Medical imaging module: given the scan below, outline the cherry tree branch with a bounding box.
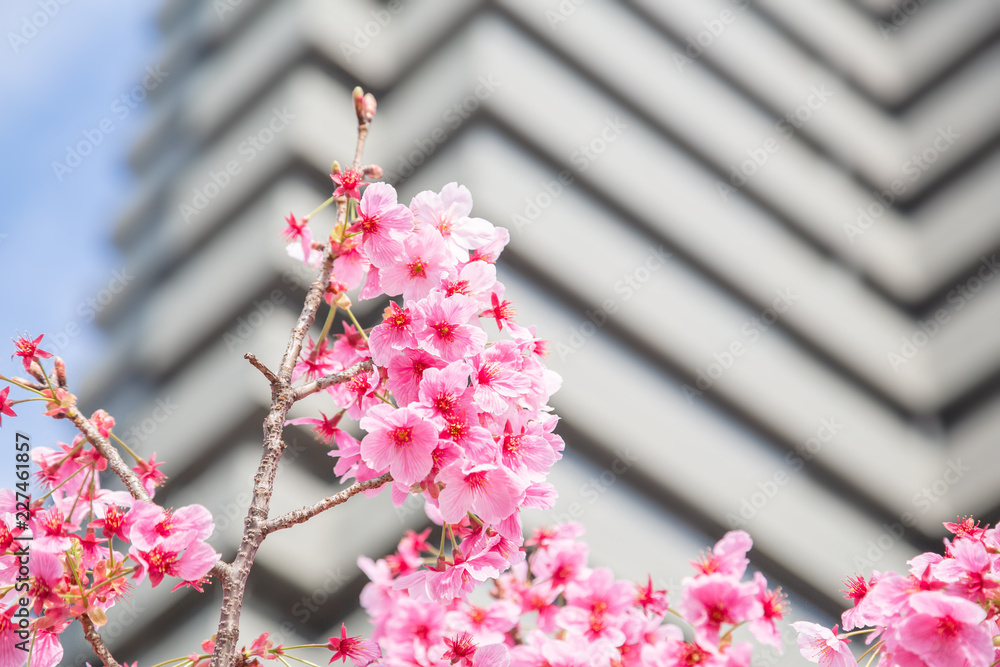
[263,472,392,535]
[66,407,149,502]
[292,359,373,401]
[79,613,120,667]
[210,108,372,667]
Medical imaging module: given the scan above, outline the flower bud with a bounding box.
[27,361,46,383]
[54,357,67,387]
[363,164,383,179]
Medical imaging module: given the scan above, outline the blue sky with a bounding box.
[0,1,161,491]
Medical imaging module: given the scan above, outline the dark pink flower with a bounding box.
[332,167,365,201]
[12,332,52,372]
[0,387,15,426]
[327,624,380,666]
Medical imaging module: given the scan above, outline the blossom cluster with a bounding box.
[793,517,1000,667]
[284,176,564,594]
[0,384,219,667]
[357,524,785,666]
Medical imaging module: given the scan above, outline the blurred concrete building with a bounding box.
[68,0,1000,664]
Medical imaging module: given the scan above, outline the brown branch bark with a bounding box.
[292,359,373,401]
[263,472,391,535]
[210,111,372,667]
[79,613,120,667]
[67,407,149,502]
[244,353,279,385]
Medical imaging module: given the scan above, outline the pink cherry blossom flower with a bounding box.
[471,342,531,414]
[379,228,451,302]
[691,530,752,578]
[441,260,497,302]
[281,212,312,260]
[128,500,213,551]
[332,166,365,201]
[133,453,166,496]
[417,361,473,420]
[439,406,497,464]
[368,301,422,367]
[840,572,879,631]
[12,332,52,372]
[557,568,633,645]
[286,411,344,445]
[386,348,446,406]
[410,183,495,262]
[359,404,438,486]
[437,460,521,525]
[933,538,1000,603]
[130,532,220,588]
[680,574,761,645]
[0,387,15,426]
[350,182,413,268]
[896,591,992,667]
[294,336,337,381]
[415,292,487,362]
[792,623,858,667]
[748,572,786,651]
[468,226,509,265]
[327,624,381,666]
[500,418,558,482]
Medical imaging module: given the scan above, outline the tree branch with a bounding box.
[244,353,279,385]
[211,108,372,667]
[80,613,120,667]
[292,359,373,401]
[263,473,392,535]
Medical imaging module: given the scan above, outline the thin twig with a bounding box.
[292,360,373,401]
[80,612,120,667]
[244,353,279,385]
[67,408,149,503]
[263,472,392,535]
